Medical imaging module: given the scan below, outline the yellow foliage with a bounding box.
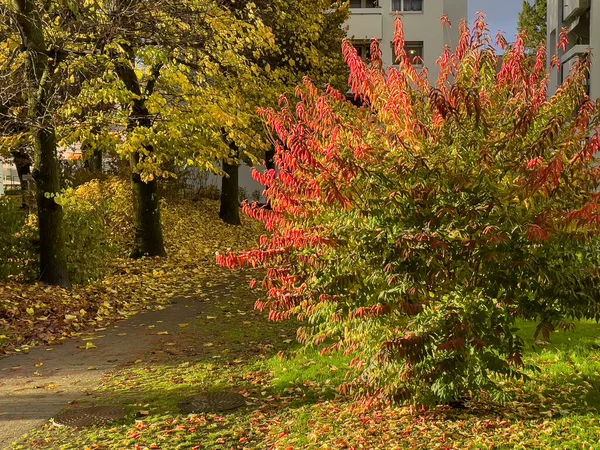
[0,179,262,352]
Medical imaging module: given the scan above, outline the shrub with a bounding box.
[0,178,132,284]
[218,15,600,406]
[0,198,36,280]
[57,178,133,282]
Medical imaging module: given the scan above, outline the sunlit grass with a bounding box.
[11,301,600,449]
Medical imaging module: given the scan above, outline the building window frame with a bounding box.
[391,0,423,13]
[392,40,424,66]
[353,40,379,62]
[350,0,379,8]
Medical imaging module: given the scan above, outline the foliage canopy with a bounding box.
[517,0,547,51]
[219,14,600,406]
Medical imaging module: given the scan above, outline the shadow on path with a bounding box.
[0,287,215,448]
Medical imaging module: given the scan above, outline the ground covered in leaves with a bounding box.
[11,276,600,449]
[0,187,262,354]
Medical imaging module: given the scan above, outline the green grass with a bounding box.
[11,293,600,449]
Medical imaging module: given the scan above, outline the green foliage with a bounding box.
[57,181,120,283]
[221,16,600,405]
[0,178,131,284]
[518,0,547,51]
[0,198,35,279]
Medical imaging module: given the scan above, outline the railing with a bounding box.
[1,175,21,189]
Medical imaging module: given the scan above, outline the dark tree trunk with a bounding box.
[265,147,275,172]
[35,129,71,287]
[219,154,241,225]
[115,58,166,258]
[13,0,71,288]
[130,151,166,257]
[82,135,103,173]
[264,147,276,210]
[11,149,32,207]
[90,149,103,172]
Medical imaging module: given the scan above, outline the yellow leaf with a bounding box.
[178,323,189,328]
[85,342,97,350]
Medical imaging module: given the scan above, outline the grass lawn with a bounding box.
[11,282,600,449]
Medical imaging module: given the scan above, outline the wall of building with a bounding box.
[347,0,468,84]
[0,162,20,196]
[547,0,600,100]
[443,0,468,49]
[201,164,266,202]
[590,1,600,99]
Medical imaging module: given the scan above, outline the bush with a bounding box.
[57,178,133,282]
[0,178,132,284]
[0,198,36,280]
[218,15,600,406]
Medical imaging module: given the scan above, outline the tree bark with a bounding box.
[130,151,166,257]
[82,132,103,173]
[12,0,71,288]
[114,59,166,258]
[89,148,102,172]
[219,149,241,225]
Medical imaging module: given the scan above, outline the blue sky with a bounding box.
[469,0,526,46]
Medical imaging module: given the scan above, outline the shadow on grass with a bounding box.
[10,289,600,449]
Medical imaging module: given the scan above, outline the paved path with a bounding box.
[0,294,209,449]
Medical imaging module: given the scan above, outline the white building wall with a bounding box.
[0,162,20,196]
[203,163,266,202]
[547,0,600,99]
[590,1,600,99]
[346,0,468,84]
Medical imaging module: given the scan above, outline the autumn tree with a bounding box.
[219,15,600,405]
[2,0,74,287]
[518,0,547,51]
[53,0,278,251]
[215,0,349,225]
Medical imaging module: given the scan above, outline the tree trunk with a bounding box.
[130,151,166,258]
[114,59,166,258]
[90,148,103,172]
[82,133,103,173]
[11,149,32,207]
[219,155,241,225]
[264,147,276,209]
[12,0,71,288]
[265,147,275,172]
[35,129,71,287]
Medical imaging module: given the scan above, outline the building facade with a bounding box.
[0,162,20,196]
[346,0,468,83]
[547,0,600,99]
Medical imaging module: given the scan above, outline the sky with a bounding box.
[469,0,526,48]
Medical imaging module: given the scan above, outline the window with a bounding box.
[350,0,378,8]
[393,41,423,64]
[392,0,423,12]
[353,42,373,61]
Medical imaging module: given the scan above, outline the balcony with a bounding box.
[347,9,383,40]
[561,44,591,64]
[563,0,590,24]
